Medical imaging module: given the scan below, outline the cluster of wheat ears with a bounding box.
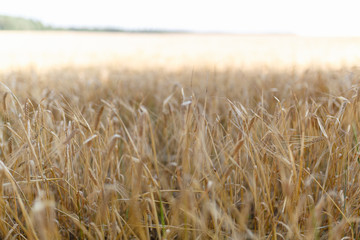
[0,66,359,239]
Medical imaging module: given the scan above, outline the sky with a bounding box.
[1,0,360,36]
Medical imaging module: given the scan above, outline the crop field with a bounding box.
[1,32,360,239]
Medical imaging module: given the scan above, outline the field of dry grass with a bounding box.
[1,32,360,239]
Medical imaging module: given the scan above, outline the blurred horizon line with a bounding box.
[2,14,360,37]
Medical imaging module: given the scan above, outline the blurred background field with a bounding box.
[1,32,360,72]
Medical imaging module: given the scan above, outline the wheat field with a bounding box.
[1,32,360,239]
